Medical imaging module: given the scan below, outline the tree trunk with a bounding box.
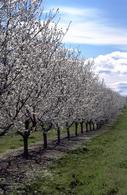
[95,123,97,130]
[67,127,70,140]
[96,123,99,129]
[23,135,29,159]
[75,122,78,136]
[86,122,88,132]
[43,132,48,149]
[90,121,94,131]
[89,122,92,131]
[17,120,30,159]
[80,122,83,134]
[57,127,61,145]
[92,122,95,130]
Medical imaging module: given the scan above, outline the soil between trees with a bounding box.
[0,128,108,194]
[0,109,127,194]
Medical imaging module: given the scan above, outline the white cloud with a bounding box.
[94,51,127,95]
[63,21,127,45]
[46,5,127,45]
[55,6,99,18]
[45,5,127,95]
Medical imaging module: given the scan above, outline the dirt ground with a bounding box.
[0,128,109,194]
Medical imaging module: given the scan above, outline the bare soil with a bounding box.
[0,128,109,194]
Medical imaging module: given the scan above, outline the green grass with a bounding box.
[18,107,127,195]
[0,124,76,154]
[0,131,42,153]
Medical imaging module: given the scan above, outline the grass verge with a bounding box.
[15,108,127,195]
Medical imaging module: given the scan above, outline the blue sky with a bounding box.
[44,0,127,95]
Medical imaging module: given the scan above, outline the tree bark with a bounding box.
[92,122,95,130]
[67,127,70,140]
[90,121,94,131]
[89,121,92,131]
[17,130,30,159]
[23,135,29,159]
[75,122,78,136]
[80,122,83,134]
[57,127,61,145]
[96,122,100,129]
[43,132,48,149]
[86,122,88,132]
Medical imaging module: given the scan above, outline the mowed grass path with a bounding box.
[22,107,127,195]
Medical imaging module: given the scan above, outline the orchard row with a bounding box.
[0,0,126,158]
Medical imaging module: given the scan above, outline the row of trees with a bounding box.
[0,0,126,158]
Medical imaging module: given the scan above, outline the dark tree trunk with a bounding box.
[43,132,48,149]
[95,122,97,130]
[80,122,83,134]
[96,123,98,129]
[98,123,100,129]
[57,127,61,145]
[99,122,101,129]
[18,130,30,159]
[86,122,88,132]
[66,122,70,140]
[75,122,78,136]
[17,120,30,159]
[90,121,94,131]
[96,122,100,129]
[67,127,70,140]
[23,135,29,159]
[92,122,95,130]
[89,122,92,131]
